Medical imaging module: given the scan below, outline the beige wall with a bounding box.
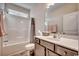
[77,4,79,10]
[49,3,79,17]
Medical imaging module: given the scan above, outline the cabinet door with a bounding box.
[46,49,58,56]
[35,43,45,56]
[63,12,78,35]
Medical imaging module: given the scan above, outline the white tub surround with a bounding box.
[3,41,29,56]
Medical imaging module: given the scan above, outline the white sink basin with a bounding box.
[44,36,60,41]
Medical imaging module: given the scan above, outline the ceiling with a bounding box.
[14,3,66,12]
[48,3,66,12]
[0,3,67,12]
[14,3,42,9]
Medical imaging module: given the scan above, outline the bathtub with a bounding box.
[2,41,29,56]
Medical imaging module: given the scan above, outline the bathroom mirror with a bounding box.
[44,3,79,36]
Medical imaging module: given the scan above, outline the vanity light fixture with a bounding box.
[46,3,54,8]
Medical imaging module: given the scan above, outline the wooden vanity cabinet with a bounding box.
[35,38,78,56]
[35,38,58,56]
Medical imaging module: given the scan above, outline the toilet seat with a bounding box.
[25,43,35,51]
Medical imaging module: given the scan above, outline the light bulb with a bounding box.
[46,3,54,8]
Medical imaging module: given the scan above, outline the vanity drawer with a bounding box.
[46,49,58,56]
[35,38,40,44]
[40,40,54,51]
[55,45,78,56]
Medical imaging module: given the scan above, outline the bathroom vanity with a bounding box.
[34,35,78,56]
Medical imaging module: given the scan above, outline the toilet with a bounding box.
[25,43,35,56]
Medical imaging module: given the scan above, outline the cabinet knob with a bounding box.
[64,51,67,55]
